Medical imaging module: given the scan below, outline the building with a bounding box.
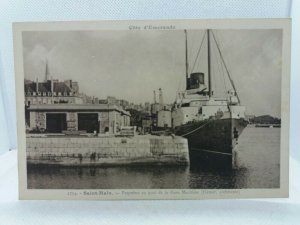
[27,103,130,134]
[144,102,151,113]
[24,69,130,134]
[151,88,172,129]
[25,79,83,106]
[157,109,172,128]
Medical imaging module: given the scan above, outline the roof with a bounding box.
[53,82,71,93]
[38,82,50,92]
[24,81,72,93]
[28,104,131,116]
[24,83,36,92]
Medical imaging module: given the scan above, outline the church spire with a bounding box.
[45,59,49,81]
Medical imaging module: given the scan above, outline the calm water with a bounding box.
[27,127,280,189]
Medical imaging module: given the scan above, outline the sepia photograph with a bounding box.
[14,19,290,199]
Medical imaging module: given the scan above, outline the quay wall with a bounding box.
[26,136,189,166]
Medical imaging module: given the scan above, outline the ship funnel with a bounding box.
[187,72,205,90]
[159,88,164,105]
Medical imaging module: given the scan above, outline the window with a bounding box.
[199,73,204,84]
[181,103,190,107]
[48,92,52,96]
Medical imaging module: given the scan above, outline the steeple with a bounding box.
[45,59,49,81]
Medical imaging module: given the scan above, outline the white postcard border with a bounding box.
[14,19,291,200]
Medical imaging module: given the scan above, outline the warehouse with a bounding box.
[27,103,130,134]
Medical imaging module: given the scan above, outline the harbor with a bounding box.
[24,29,251,169]
[25,71,191,167]
[26,135,189,166]
[22,28,282,189]
[27,126,280,189]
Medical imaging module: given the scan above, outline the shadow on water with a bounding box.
[27,163,250,189]
[188,165,249,189]
[27,127,280,189]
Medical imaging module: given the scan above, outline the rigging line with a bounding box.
[188,31,196,66]
[211,30,241,104]
[185,29,189,80]
[221,59,227,96]
[215,31,237,96]
[211,40,218,94]
[213,31,228,94]
[181,120,211,137]
[191,31,207,73]
[211,50,217,93]
[221,56,227,95]
[212,39,223,96]
[191,148,232,156]
[196,48,202,72]
[217,32,231,96]
[213,36,227,96]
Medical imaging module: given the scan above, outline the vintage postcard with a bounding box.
[14,19,290,200]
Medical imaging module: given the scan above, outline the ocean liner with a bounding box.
[172,30,247,169]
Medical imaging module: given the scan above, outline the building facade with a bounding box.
[25,79,82,106]
[28,104,130,134]
[25,77,130,134]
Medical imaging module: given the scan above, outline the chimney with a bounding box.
[159,88,164,105]
[51,76,53,93]
[153,90,157,104]
[36,78,39,93]
[51,76,54,103]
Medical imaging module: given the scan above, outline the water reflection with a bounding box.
[27,127,280,189]
[27,164,251,189]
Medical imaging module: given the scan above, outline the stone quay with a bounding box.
[26,135,189,166]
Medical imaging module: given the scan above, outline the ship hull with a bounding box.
[174,118,247,170]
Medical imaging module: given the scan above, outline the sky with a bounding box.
[22,29,282,117]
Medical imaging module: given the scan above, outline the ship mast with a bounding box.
[211,31,241,104]
[184,29,189,88]
[207,29,212,97]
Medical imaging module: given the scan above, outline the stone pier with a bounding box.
[26,135,189,166]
